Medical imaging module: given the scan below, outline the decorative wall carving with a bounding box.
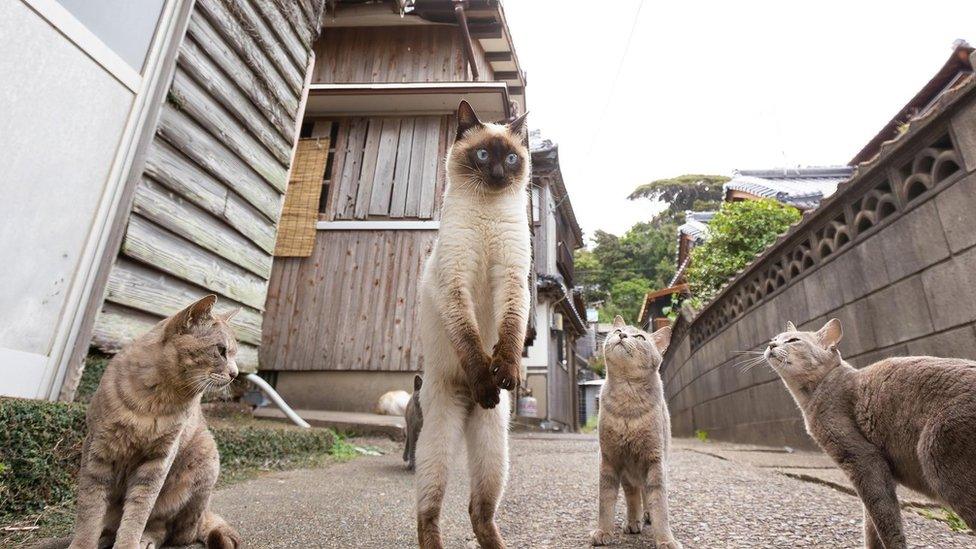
[689,127,963,349]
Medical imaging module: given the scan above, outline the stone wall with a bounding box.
[661,77,976,449]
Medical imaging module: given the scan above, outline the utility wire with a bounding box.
[585,0,646,160]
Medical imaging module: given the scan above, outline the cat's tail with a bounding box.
[200,510,242,549]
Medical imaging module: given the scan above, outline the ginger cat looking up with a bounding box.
[765,319,976,549]
[67,295,241,549]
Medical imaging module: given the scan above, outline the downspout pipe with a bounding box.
[246,373,311,428]
[453,0,479,81]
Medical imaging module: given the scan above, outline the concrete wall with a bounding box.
[662,80,976,449]
[274,370,417,413]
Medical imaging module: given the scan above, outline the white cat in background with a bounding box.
[375,390,411,416]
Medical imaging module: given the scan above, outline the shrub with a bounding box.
[686,199,801,304]
[0,398,87,518]
[0,398,337,523]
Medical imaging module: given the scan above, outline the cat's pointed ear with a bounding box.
[786,321,797,332]
[507,111,529,143]
[165,294,216,338]
[651,325,672,354]
[414,375,423,392]
[220,308,240,323]
[456,100,482,140]
[612,315,626,329]
[817,318,843,350]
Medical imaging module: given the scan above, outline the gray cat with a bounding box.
[590,316,681,548]
[403,374,423,470]
[765,319,976,549]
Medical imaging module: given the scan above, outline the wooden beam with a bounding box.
[508,86,524,96]
[470,24,503,39]
[493,71,520,81]
[485,51,512,62]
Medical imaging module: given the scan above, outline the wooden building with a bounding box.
[1,0,326,401]
[522,131,586,431]
[256,0,537,413]
[3,0,587,424]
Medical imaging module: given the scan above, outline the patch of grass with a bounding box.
[73,352,109,404]
[917,507,971,533]
[0,398,354,547]
[695,429,709,442]
[581,416,599,434]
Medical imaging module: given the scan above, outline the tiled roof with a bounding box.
[529,130,584,245]
[724,167,853,210]
[677,210,716,241]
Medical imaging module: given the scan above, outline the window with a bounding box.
[56,0,166,72]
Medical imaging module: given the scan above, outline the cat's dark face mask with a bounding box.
[452,100,530,192]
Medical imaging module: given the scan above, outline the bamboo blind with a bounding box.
[274,135,331,256]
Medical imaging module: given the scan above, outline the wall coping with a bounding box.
[668,74,976,358]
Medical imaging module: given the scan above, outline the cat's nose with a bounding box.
[227,361,239,379]
[491,164,504,179]
[768,340,778,348]
[619,333,628,339]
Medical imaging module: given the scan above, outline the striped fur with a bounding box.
[67,296,241,549]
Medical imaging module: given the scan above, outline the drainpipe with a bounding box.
[246,373,311,428]
[453,0,479,81]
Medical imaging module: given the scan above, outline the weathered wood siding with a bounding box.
[91,0,326,373]
[261,230,436,372]
[322,115,453,220]
[312,26,489,83]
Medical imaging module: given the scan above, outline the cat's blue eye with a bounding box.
[505,153,518,165]
[476,149,489,161]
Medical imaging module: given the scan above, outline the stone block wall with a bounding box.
[662,78,976,449]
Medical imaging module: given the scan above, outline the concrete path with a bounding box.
[210,434,972,548]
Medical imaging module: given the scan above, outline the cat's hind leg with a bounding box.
[918,404,976,531]
[622,476,643,534]
[416,384,467,549]
[465,391,510,549]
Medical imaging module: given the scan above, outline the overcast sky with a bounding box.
[504,0,976,239]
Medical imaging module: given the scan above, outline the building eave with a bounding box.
[305,82,512,119]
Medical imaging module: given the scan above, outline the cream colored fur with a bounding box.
[376,390,411,416]
[414,109,531,549]
[590,316,681,549]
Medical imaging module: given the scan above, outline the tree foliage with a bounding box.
[627,174,729,213]
[685,199,801,304]
[576,174,731,325]
[575,222,676,324]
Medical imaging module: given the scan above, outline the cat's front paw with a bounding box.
[655,537,682,549]
[623,521,642,534]
[589,529,615,546]
[489,350,520,391]
[468,371,501,409]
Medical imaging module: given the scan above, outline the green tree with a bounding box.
[576,222,676,324]
[603,278,653,322]
[686,199,801,304]
[628,174,729,214]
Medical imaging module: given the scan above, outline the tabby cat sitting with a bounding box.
[67,295,241,549]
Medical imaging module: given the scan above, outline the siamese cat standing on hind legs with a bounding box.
[415,100,531,549]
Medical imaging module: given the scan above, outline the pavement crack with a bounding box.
[682,448,729,461]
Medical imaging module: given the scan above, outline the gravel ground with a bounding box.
[209,434,972,548]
